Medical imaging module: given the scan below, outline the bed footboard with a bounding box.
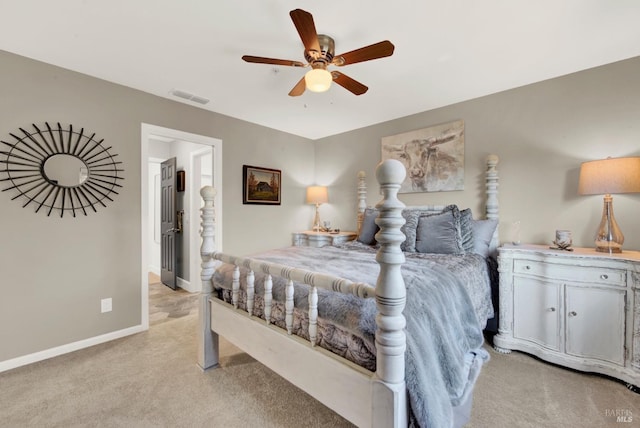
[371,160,408,428]
[198,160,411,427]
[207,252,376,345]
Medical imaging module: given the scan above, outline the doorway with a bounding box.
[140,124,222,330]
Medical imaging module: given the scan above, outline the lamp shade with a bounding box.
[304,69,332,93]
[306,186,328,204]
[578,157,640,195]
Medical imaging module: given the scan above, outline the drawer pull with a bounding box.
[600,274,608,280]
[525,265,531,270]
[569,311,577,317]
[547,307,556,312]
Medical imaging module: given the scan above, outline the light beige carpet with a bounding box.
[1,312,350,427]
[469,342,639,427]
[1,304,638,427]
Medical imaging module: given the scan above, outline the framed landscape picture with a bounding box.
[242,165,281,205]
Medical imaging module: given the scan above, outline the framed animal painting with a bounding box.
[381,120,464,193]
[242,165,281,205]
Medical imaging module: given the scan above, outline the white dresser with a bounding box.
[494,244,640,389]
[291,230,357,248]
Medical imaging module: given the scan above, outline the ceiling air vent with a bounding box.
[169,89,210,105]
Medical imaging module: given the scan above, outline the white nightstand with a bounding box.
[292,230,357,248]
[494,244,640,390]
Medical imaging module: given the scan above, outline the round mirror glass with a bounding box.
[43,154,89,187]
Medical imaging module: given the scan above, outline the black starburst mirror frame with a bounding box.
[0,122,124,217]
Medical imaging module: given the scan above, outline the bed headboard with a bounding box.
[485,154,500,255]
[356,170,367,234]
[356,154,500,255]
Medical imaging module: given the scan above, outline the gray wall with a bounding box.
[1,48,639,366]
[315,56,640,251]
[0,50,314,362]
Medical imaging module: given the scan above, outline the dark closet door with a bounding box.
[160,157,177,290]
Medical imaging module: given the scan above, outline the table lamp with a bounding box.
[306,186,328,232]
[578,156,640,253]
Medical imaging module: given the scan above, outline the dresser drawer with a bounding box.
[513,259,626,286]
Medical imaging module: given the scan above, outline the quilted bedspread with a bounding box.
[212,242,494,427]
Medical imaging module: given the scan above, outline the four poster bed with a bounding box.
[198,156,500,427]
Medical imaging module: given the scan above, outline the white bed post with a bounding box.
[198,185,219,370]
[485,154,500,253]
[357,170,367,233]
[372,159,408,428]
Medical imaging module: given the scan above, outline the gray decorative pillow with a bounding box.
[357,208,379,245]
[471,218,499,258]
[357,207,420,249]
[459,208,475,253]
[415,206,465,254]
[400,209,421,252]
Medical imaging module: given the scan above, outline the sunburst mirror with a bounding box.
[0,122,124,217]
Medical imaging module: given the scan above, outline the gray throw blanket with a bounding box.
[402,255,490,427]
[212,242,493,428]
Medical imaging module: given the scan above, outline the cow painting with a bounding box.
[381,120,464,193]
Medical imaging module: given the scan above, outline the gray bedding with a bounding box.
[211,241,494,427]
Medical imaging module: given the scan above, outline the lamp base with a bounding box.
[595,244,622,254]
[312,203,321,232]
[593,194,624,253]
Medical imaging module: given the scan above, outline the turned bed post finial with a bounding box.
[198,185,219,369]
[200,185,217,295]
[357,170,367,233]
[485,154,500,252]
[485,155,499,220]
[373,159,407,427]
[374,160,407,383]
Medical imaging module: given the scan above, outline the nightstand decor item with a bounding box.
[306,185,328,232]
[510,220,521,245]
[550,229,573,251]
[578,156,640,253]
[0,122,123,217]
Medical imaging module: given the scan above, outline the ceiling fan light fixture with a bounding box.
[305,68,332,93]
[242,9,393,96]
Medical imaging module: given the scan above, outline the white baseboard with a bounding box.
[148,265,160,276]
[148,273,198,293]
[0,324,145,373]
[177,277,200,293]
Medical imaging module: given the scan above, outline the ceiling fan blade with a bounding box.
[242,55,305,67]
[331,71,368,95]
[288,77,307,97]
[332,40,395,66]
[289,9,321,59]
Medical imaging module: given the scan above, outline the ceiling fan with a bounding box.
[242,9,395,96]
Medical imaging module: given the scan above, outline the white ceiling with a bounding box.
[2,1,640,140]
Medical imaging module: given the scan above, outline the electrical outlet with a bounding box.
[101,298,112,313]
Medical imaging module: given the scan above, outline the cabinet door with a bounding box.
[565,285,625,365]
[513,276,561,351]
